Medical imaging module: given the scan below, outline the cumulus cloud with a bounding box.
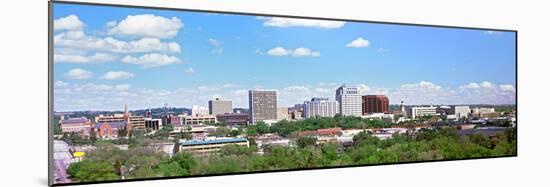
[101,71,134,80]
[54,15,84,31]
[64,68,93,80]
[401,81,442,90]
[267,47,290,56]
[499,84,515,92]
[292,47,320,57]
[460,82,480,89]
[54,53,117,64]
[480,81,494,88]
[54,80,69,87]
[54,32,181,54]
[54,80,517,112]
[346,37,370,48]
[258,17,345,29]
[107,14,183,38]
[266,47,320,57]
[122,53,182,68]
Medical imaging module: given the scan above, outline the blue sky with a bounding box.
[53,3,516,111]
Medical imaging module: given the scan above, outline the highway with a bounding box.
[53,140,73,184]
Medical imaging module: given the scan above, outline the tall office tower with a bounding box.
[362,95,390,115]
[248,90,278,124]
[335,84,362,116]
[208,98,233,115]
[303,98,340,118]
[191,106,209,116]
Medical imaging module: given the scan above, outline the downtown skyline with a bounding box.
[53,3,516,111]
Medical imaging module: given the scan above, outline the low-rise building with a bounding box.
[361,113,394,123]
[94,121,126,139]
[216,113,249,126]
[179,137,249,155]
[180,114,216,125]
[406,106,438,119]
[145,118,163,130]
[60,117,92,136]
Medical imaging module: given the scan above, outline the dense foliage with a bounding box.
[250,115,392,137]
[66,127,516,182]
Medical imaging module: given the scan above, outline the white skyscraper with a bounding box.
[304,98,340,118]
[335,84,362,116]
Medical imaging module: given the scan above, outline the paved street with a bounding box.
[53,140,73,184]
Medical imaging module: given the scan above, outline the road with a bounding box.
[53,140,73,184]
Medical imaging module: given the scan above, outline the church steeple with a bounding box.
[124,104,129,116]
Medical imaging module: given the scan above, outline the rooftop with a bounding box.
[180,138,248,146]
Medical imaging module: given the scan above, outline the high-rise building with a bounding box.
[303,98,340,118]
[248,90,278,124]
[191,106,209,116]
[208,98,233,115]
[362,95,389,115]
[335,84,362,116]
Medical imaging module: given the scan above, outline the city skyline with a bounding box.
[53,3,516,111]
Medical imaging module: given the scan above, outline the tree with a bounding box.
[170,152,197,174]
[118,128,127,138]
[296,136,317,148]
[256,121,270,135]
[89,130,98,144]
[246,126,258,136]
[67,160,119,182]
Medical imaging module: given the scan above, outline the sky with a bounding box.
[53,3,516,111]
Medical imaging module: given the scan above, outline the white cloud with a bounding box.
[284,86,310,92]
[122,53,182,68]
[267,47,290,56]
[64,68,93,80]
[357,84,370,93]
[346,37,370,48]
[54,15,84,31]
[54,80,517,112]
[267,47,320,57]
[54,32,181,54]
[499,84,515,92]
[480,81,494,88]
[292,47,320,57]
[208,39,223,54]
[258,17,345,29]
[460,82,481,89]
[54,53,117,64]
[184,67,195,74]
[108,14,183,39]
[401,81,442,90]
[54,80,69,87]
[484,30,501,35]
[460,81,498,90]
[208,38,222,47]
[101,71,134,80]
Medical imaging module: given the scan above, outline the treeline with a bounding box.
[67,127,516,182]
[247,114,391,137]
